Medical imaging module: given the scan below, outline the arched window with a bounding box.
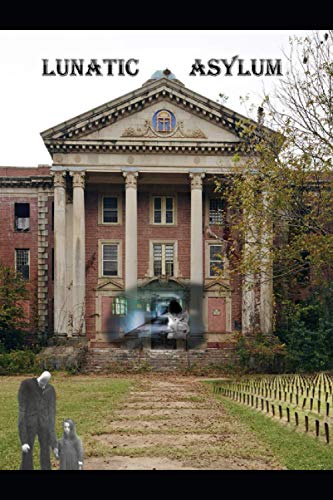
[152,110,176,133]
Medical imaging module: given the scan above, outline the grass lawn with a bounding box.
[212,390,333,470]
[0,374,134,470]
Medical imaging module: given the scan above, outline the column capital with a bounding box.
[123,171,138,189]
[52,171,66,188]
[189,172,205,190]
[70,170,85,189]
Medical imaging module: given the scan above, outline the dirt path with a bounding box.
[84,377,283,470]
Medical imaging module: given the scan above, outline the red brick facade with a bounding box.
[0,167,243,347]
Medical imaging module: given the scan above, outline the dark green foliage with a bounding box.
[0,264,29,351]
[235,332,287,373]
[0,350,38,375]
[276,284,333,372]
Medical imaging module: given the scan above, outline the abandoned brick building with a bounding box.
[0,70,273,363]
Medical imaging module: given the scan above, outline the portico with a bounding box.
[43,69,273,350]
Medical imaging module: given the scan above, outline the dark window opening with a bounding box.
[103,197,118,223]
[15,203,30,231]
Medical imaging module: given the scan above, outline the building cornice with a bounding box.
[0,176,53,188]
[45,140,242,155]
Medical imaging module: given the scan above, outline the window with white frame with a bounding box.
[209,198,224,225]
[103,197,119,224]
[153,196,174,224]
[15,249,30,280]
[112,296,127,315]
[153,243,174,276]
[102,243,119,276]
[209,244,223,277]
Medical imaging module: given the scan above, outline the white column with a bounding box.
[189,172,205,335]
[242,211,256,334]
[260,190,273,334]
[70,171,86,336]
[242,275,255,334]
[52,171,67,337]
[123,171,138,295]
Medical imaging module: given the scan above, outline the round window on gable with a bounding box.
[152,110,176,133]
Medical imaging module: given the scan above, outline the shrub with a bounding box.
[0,350,38,375]
[276,284,333,372]
[235,332,287,374]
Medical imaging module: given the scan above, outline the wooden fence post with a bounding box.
[287,407,290,422]
[315,419,320,437]
[324,423,329,444]
[305,415,309,432]
[279,405,282,419]
[295,412,299,426]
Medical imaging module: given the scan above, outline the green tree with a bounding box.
[0,264,29,351]
[214,31,333,370]
[215,30,333,304]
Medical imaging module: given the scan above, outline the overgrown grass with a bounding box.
[0,374,134,470]
[213,392,333,470]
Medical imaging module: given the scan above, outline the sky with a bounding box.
[0,29,315,167]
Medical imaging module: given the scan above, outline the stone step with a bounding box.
[83,346,237,373]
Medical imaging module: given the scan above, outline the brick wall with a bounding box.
[0,194,39,326]
[0,170,243,343]
[85,187,125,340]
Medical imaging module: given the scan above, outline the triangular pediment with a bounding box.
[40,78,258,157]
[204,279,231,292]
[96,279,124,291]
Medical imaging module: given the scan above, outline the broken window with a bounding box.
[15,203,30,231]
[209,198,224,225]
[153,243,174,276]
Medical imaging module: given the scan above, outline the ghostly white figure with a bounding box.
[166,311,190,340]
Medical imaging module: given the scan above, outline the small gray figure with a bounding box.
[57,419,84,470]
